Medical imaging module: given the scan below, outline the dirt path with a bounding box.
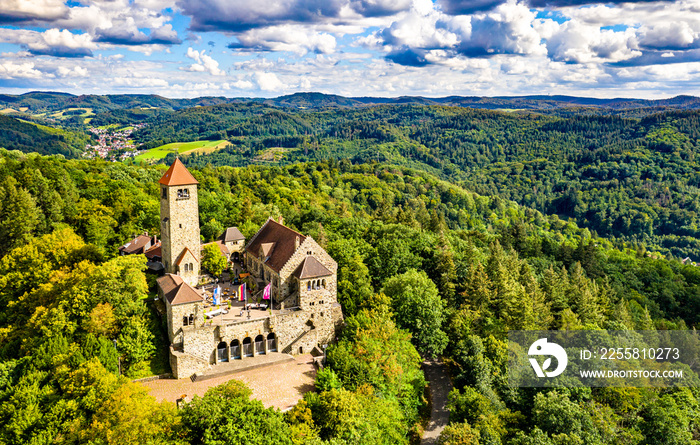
[422,359,452,445]
[141,354,316,410]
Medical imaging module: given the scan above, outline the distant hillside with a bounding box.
[0,92,251,114]
[3,91,700,115]
[0,115,86,157]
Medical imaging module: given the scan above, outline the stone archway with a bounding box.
[242,337,253,357]
[267,333,277,352]
[217,341,228,362]
[255,334,265,355]
[230,339,241,359]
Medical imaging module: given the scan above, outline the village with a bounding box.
[84,123,147,161]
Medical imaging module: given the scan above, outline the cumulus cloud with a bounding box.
[57,65,88,77]
[180,0,345,32]
[0,28,97,58]
[182,47,225,75]
[0,60,43,78]
[179,0,412,33]
[0,0,68,24]
[638,22,700,50]
[228,25,336,55]
[255,72,286,91]
[94,24,181,46]
[459,1,545,56]
[537,19,641,63]
[437,0,677,15]
[372,0,544,65]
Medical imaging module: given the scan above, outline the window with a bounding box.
[179,223,182,228]
[322,279,326,288]
[307,282,311,291]
[188,262,193,272]
[161,188,167,199]
[177,188,190,199]
[183,316,188,326]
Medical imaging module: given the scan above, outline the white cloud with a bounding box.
[232,25,336,55]
[0,60,43,78]
[538,19,641,63]
[182,47,225,75]
[57,65,88,77]
[0,28,97,57]
[0,0,68,23]
[255,72,286,91]
[232,79,255,89]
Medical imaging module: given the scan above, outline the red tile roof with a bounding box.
[293,256,332,279]
[119,233,152,254]
[158,158,199,186]
[157,274,204,305]
[245,218,305,273]
[144,242,161,260]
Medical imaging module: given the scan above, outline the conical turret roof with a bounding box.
[158,158,199,186]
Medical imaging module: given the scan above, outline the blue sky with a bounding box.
[0,0,698,98]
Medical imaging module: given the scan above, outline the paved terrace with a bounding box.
[141,354,317,410]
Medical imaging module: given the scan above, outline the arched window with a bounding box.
[322,279,326,288]
[189,262,193,272]
[307,281,311,291]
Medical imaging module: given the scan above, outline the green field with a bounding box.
[134,140,230,161]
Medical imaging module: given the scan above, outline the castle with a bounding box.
[154,159,343,379]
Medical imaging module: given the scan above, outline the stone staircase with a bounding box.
[282,324,315,354]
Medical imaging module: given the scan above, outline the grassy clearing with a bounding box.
[134,140,230,161]
[253,147,288,162]
[48,107,95,120]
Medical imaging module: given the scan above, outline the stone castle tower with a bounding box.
[159,158,200,286]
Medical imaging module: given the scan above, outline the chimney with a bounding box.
[277,215,284,225]
[295,236,300,250]
[144,231,148,236]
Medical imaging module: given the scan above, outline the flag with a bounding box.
[213,285,220,306]
[239,283,246,301]
[263,283,271,300]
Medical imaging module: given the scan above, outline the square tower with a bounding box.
[159,159,201,286]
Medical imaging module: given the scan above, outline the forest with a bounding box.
[0,149,699,444]
[4,97,700,259]
[137,103,700,260]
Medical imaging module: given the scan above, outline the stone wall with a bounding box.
[170,345,211,378]
[166,300,204,343]
[170,308,335,378]
[160,184,200,277]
